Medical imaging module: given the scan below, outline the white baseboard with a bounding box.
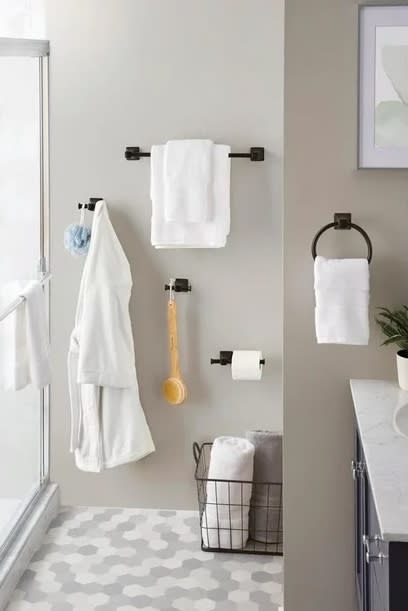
[0,483,59,611]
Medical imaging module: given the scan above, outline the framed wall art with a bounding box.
[359,5,408,168]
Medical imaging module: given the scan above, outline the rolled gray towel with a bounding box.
[246,430,283,544]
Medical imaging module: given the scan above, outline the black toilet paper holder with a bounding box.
[210,351,265,366]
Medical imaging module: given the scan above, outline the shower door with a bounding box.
[0,38,49,556]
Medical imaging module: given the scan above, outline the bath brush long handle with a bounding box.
[168,299,181,379]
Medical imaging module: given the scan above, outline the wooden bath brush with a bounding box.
[163,296,187,405]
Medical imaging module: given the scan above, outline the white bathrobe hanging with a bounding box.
[68,200,155,472]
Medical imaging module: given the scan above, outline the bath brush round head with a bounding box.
[163,376,187,405]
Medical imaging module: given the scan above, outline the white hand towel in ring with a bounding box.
[314,256,370,345]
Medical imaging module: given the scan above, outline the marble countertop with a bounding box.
[350,379,408,542]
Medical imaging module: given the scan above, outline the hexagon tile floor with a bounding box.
[6,506,283,611]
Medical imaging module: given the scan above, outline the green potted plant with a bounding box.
[376,306,408,391]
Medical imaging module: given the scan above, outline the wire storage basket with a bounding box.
[193,442,283,556]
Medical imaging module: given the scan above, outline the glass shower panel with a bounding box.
[0,55,42,549]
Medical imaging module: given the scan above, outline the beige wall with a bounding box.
[284,1,408,610]
[47,0,284,508]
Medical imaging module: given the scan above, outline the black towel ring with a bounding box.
[311,213,373,263]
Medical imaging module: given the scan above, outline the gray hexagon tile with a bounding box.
[6,506,283,610]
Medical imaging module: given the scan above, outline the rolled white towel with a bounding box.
[201,436,254,549]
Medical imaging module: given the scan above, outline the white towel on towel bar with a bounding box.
[164,139,214,223]
[314,256,370,345]
[201,436,254,549]
[0,280,50,390]
[150,144,231,248]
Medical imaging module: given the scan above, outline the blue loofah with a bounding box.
[64,223,91,256]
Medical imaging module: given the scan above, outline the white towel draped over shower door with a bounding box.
[0,279,50,391]
[68,200,155,472]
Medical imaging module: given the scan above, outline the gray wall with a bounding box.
[46,0,284,508]
[284,1,408,610]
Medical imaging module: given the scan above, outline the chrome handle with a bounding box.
[363,534,381,548]
[363,534,388,564]
[352,460,366,480]
[366,551,388,565]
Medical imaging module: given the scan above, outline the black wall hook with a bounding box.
[164,278,192,292]
[211,351,265,366]
[78,197,103,211]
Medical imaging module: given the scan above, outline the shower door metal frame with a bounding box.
[0,37,50,561]
[39,49,50,486]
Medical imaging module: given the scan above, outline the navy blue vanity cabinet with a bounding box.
[354,430,367,610]
[366,476,389,611]
[354,429,408,611]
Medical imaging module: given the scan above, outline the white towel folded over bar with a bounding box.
[164,139,214,223]
[151,144,231,248]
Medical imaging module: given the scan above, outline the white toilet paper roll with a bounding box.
[231,350,263,381]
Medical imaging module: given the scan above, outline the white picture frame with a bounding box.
[359,5,408,168]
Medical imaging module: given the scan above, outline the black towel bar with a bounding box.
[125,146,265,162]
[311,213,373,263]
